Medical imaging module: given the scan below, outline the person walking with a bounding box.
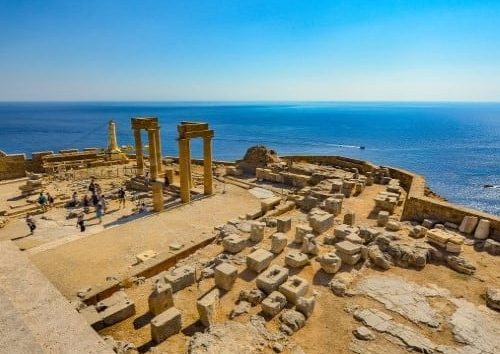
[88,178,96,195]
[95,201,104,224]
[26,214,36,235]
[76,212,85,232]
[164,174,170,189]
[46,192,54,208]
[118,187,126,208]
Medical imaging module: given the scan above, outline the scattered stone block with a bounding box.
[222,234,246,254]
[301,195,319,211]
[318,253,342,274]
[474,219,490,240]
[270,233,288,254]
[163,266,196,293]
[377,211,390,227]
[301,234,319,255]
[294,224,312,244]
[309,211,334,233]
[257,265,289,294]
[385,220,401,231]
[485,287,500,311]
[151,307,182,343]
[229,300,250,319]
[97,291,136,326]
[261,197,281,213]
[446,236,464,253]
[337,251,362,266]
[276,216,292,233]
[444,222,459,230]
[422,218,437,229]
[334,224,355,240]
[135,250,158,264]
[280,310,306,334]
[335,240,361,255]
[239,288,265,306]
[197,288,220,327]
[459,215,479,234]
[296,296,316,318]
[409,225,427,239]
[214,263,238,291]
[285,251,309,268]
[426,228,452,248]
[329,279,347,296]
[343,211,356,226]
[246,249,274,273]
[484,239,500,256]
[446,255,476,275]
[261,291,287,317]
[148,281,174,316]
[250,221,266,242]
[279,276,309,305]
[346,233,364,244]
[353,326,375,340]
[324,197,342,215]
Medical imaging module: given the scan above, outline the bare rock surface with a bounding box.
[356,276,448,327]
[448,298,500,354]
[187,315,302,354]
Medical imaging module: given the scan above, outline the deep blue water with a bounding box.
[0,102,499,215]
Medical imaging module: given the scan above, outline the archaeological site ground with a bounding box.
[0,117,499,354]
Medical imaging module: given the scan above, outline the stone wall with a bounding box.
[387,166,500,239]
[282,155,378,174]
[0,151,26,180]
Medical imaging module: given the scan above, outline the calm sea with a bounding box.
[0,102,499,215]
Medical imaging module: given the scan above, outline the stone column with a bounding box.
[155,128,163,175]
[148,129,158,180]
[107,120,120,153]
[152,181,164,212]
[134,128,144,176]
[203,137,213,195]
[186,139,192,189]
[178,138,191,203]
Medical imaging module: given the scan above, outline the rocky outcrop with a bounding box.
[237,145,281,173]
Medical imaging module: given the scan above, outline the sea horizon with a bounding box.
[0,101,499,215]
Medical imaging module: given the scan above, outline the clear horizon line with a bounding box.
[1,99,500,104]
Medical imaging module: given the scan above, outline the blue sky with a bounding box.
[0,0,499,101]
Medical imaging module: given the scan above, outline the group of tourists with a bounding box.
[37,191,54,212]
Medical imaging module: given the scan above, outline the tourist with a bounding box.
[82,195,90,213]
[46,192,54,208]
[95,201,104,224]
[91,193,99,206]
[145,171,150,184]
[76,212,85,232]
[138,202,147,213]
[37,192,48,212]
[95,183,102,195]
[164,174,170,188]
[25,214,36,235]
[69,192,78,208]
[99,195,107,212]
[88,178,96,195]
[118,187,126,208]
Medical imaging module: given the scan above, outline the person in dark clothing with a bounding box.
[26,214,36,235]
[91,193,99,206]
[118,187,126,208]
[164,175,170,188]
[88,178,96,194]
[76,212,85,232]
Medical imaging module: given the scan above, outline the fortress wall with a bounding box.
[387,166,500,239]
[25,151,54,173]
[282,155,378,173]
[0,152,26,180]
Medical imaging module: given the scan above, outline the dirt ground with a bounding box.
[98,179,499,354]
